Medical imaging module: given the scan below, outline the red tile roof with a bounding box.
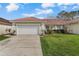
[0,18,12,25]
[46,20,66,25]
[13,17,79,25]
[15,17,41,22]
[66,20,79,25]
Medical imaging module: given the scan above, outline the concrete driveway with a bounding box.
[0,35,42,56]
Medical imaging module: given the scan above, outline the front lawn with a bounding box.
[0,35,9,41]
[40,33,79,56]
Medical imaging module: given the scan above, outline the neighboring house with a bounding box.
[45,19,66,33]
[11,17,79,35]
[65,20,79,34]
[0,18,12,35]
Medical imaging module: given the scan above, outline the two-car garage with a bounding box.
[11,17,46,35]
[16,24,40,35]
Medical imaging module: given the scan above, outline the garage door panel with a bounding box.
[17,28,38,34]
[16,25,39,35]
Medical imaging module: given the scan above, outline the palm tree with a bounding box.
[57,10,66,19]
[57,11,71,20]
[74,10,79,18]
[57,10,78,20]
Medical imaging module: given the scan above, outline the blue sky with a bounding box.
[0,3,79,20]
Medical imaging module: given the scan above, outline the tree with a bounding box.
[57,10,79,20]
[57,10,66,19]
[57,11,71,20]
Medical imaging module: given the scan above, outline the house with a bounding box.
[0,18,12,35]
[11,17,46,35]
[11,17,79,35]
[11,17,67,35]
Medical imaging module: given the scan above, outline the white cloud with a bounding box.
[22,13,44,19]
[57,3,75,7]
[62,3,71,5]
[35,8,53,14]
[58,3,79,11]
[6,3,19,12]
[56,3,63,6]
[72,5,79,10]
[22,8,53,17]
[61,5,68,10]
[41,3,71,9]
[37,17,44,19]
[76,4,79,5]
[72,6,77,9]
[57,3,72,6]
[22,13,36,17]
[57,3,71,10]
[41,3,55,8]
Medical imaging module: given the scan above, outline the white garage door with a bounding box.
[16,25,39,35]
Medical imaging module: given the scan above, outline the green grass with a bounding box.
[0,35,9,41]
[40,33,79,56]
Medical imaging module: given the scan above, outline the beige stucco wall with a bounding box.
[66,23,79,34]
[0,25,12,35]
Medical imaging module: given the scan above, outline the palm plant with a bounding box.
[57,10,79,20]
